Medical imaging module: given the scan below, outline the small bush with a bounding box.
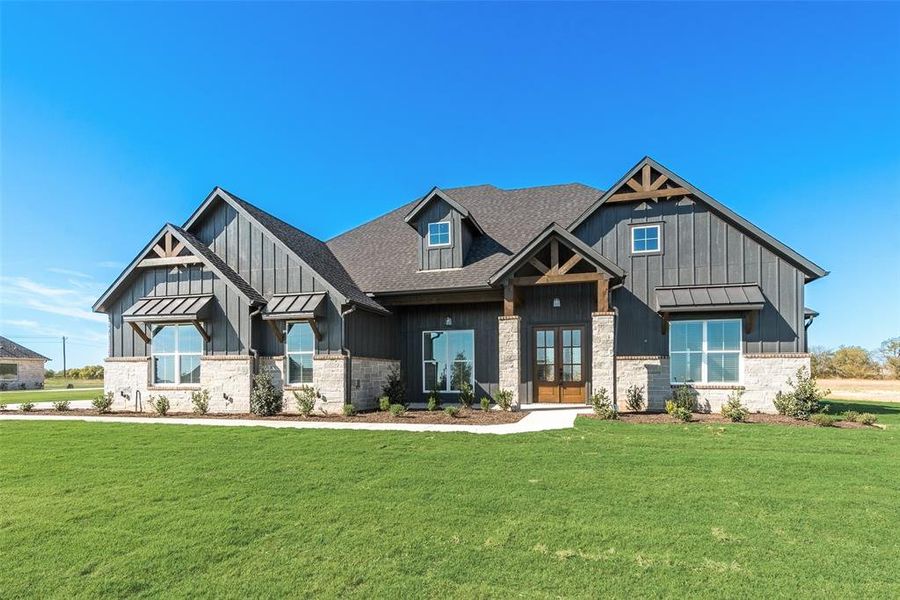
[342,404,357,417]
[591,388,617,420]
[20,400,35,412]
[19,383,26,390]
[149,395,170,416]
[382,365,406,407]
[426,393,440,412]
[810,413,837,427]
[191,389,210,415]
[843,410,860,423]
[0,382,7,391]
[720,389,749,422]
[250,370,283,416]
[480,397,491,412]
[859,413,878,426]
[52,399,71,412]
[773,367,829,420]
[667,385,697,412]
[389,403,407,417]
[292,386,320,417]
[92,392,114,414]
[458,382,475,409]
[444,406,461,418]
[494,389,514,411]
[625,385,645,412]
[0,403,7,411]
[378,396,391,412]
[665,400,692,422]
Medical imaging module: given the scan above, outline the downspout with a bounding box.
[609,280,625,411]
[249,305,263,374]
[340,304,358,406]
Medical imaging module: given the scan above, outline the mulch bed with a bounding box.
[2,408,526,425]
[582,411,874,428]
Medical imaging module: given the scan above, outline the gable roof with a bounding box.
[568,157,829,281]
[93,223,265,312]
[183,188,387,314]
[404,187,485,235]
[328,183,603,294]
[0,336,49,361]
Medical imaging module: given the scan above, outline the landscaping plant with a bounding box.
[625,385,645,412]
[293,386,320,417]
[426,391,440,411]
[591,388,616,420]
[843,410,860,422]
[250,370,283,416]
[389,403,407,418]
[0,403,7,411]
[381,365,406,406]
[480,397,491,412]
[667,385,697,412]
[342,404,357,417]
[493,389,513,411]
[149,395,170,416]
[444,406,460,418]
[774,367,829,420]
[378,396,391,412]
[52,399,71,412]
[458,381,475,409]
[92,392,114,414]
[859,413,878,425]
[665,400,692,422]
[19,400,35,412]
[721,389,749,422]
[810,413,837,427]
[191,389,210,415]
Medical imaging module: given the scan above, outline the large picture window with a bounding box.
[152,324,203,385]
[0,363,18,381]
[669,319,741,384]
[286,321,315,385]
[422,330,474,392]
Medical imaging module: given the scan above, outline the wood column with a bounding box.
[596,277,609,313]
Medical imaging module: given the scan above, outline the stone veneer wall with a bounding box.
[614,354,811,413]
[0,359,45,389]
[311,354,348,414]
[348,356,400,411]
[498,316,522,407]
[590,312,615,403]
[104,356,253,413]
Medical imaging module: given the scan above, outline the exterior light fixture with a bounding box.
[444,316,453,327]
[552,298,561,308]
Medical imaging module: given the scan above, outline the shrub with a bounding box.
[378,396,391,412]
[773,367,829,420]
[444,406,461,418]
[859,413,878,426]
[0,403,6,411]
[92,392,114,414]
[342,404,357,417]
[591,388,616,419]
[480,397,491,412]
[458,381,475,409]
[52,399,71,412]
[667,385,697,412]
[250,370,283,416]
[720,389,749,422]
[0,382,6,391]
[843,410,860,423]
[810,413,837,427]
[191,389,210,415]
[18,383,26,390]
[665,400,692,422]
[382,365,406,406]
[426,392,440,412]
[625,385,645,412]
[292,386,320,417]
[148,395,170,416]
[389,403,407,417]
[494,389,514,411]
[19,400,35,412]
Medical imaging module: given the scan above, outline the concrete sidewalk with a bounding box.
[0,407,593,435]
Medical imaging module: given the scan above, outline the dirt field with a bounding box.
[818,378,900,402]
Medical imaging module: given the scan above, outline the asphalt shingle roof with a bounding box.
[327,183,604,294]
[0,336,49,361]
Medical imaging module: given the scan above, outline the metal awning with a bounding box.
[261,292,327,321]
[123,295,214,323]
[656,284,765,313]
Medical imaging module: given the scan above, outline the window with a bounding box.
[669,319,741,384]
[0,363,18,381]
[427,222,451,247]
[631,224,660,254]
[151,324,203,385]
[422,330,474,392]
[286,321,315,385]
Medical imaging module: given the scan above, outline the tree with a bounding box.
[809,346,835,378]
[830,346,879,379]
[879,337,900,379]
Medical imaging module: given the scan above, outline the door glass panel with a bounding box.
[561,328,583,382]
[536,329,555,382]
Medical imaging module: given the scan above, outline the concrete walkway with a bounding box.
[0,406,593,435]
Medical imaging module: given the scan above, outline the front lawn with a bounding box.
[0,388,100,404]
[1,404,898,598]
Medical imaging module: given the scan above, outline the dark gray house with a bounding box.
[95,157,826,413]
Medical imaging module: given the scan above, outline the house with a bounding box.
[94,157,827,414]
[0,336,50,390]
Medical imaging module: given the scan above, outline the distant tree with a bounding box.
[831,346,879,379]
[809,346,835,378]
[879,337,900,379]
[45,368,56,378]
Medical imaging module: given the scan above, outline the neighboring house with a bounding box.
[94,157,826,414]
[0,336,49,390]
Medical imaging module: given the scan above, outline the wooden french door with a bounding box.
[534,325,586,403]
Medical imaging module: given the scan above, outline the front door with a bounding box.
[534,325,586,403]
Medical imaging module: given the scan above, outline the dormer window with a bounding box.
[428,222,451,247]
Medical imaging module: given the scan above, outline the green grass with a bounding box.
[43,378,104,390]
[822,398,900,426]
[0,388,99,404]
[1,404,898,598]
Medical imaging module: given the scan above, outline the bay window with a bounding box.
[423,330,474,392]
[152,324,203,385]
[669,319,741,384]
[286,321,315,385]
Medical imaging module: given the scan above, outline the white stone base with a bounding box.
[590,312,615,403]
[498,316,522,407]
[349,356,400,411]
[0,359,45,390]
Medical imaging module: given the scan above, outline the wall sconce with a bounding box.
[552,298,561,308]
[444,316,453,327]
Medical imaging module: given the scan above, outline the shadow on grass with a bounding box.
[822,399,900,418]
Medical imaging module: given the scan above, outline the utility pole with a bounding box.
[62,336,67,379]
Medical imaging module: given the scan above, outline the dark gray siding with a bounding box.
[573,198,806,354]
[414,198,472,271]
[345,309,398,359]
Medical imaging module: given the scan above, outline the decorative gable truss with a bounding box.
[139,231,203,267]
[604,161,690,204]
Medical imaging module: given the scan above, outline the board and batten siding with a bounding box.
[573,197,806,355]
[414,199,473,271]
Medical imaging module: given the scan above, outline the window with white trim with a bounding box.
[427,222,451,247]
[631,224,660,253]
[422,330,474,392]
[669,319,741,384]
[152,324,202,385]
[286,322,315,385]
[0,363,18,381]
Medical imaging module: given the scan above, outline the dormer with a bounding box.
[404,187,484,271]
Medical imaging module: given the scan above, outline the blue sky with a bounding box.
[1,2,898,369]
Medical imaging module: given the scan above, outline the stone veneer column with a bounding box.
[312,354,348,414]
[591,312,615,404]
[498,315,522,407]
